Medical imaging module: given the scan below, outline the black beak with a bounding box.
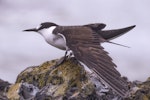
[23,28,38,32]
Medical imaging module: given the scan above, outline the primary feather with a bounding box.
[54,26,128,97]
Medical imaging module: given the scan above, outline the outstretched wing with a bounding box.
[59,27,128,97]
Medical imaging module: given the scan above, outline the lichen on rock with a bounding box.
[4,57,150,100]
[16,57,87,89]
[7,83,20,100]
[127,77,150,100]
[13,57,98,99]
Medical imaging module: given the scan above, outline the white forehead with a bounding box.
[48,26,56,32]
[36,24,42,29]
[38,26,56,35]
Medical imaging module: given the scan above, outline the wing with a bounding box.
[98,25,136,40]
[59,27,128,97]
[84,23,106,31]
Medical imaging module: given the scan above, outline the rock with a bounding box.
[18,82,39,99]
[126,77,150,100]
[8,57,121,100]
[0,79,11,100]
[5,57,150,100]
[13,57,100,99]
[7,83,21,100]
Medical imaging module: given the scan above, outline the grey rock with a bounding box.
[0,79,10,100]
[19,82,39,100]
[4,57,150,100]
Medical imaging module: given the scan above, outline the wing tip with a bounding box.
[99,25,136,40]
[127,25,136,30]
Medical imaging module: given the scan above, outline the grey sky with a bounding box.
[0,0,150,83]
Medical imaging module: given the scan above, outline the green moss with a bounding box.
[16,60,56,88]
[14,57,95,98]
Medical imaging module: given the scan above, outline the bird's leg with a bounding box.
[51,51,68,70]
[66,51,73,60]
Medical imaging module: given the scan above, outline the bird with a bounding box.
[23,22,135,97]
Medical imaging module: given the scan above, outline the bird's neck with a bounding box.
[38,26,67,50]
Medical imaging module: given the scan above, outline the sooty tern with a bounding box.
[24,22,135,97]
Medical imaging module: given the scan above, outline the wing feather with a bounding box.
[59,27,128,97]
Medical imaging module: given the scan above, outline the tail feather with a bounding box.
[106,41,130,48]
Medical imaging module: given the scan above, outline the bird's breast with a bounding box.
[45,33,67,50]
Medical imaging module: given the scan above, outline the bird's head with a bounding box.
[23,22,58,33]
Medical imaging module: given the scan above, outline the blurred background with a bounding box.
[0,0,150,83]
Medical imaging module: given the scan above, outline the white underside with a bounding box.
[38,26,67,50]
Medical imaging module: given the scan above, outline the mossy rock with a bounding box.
[127,77,150,100]
[7,83,20,100]
[15,57,94,98]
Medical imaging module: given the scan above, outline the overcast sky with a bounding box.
[0,0,150,83]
